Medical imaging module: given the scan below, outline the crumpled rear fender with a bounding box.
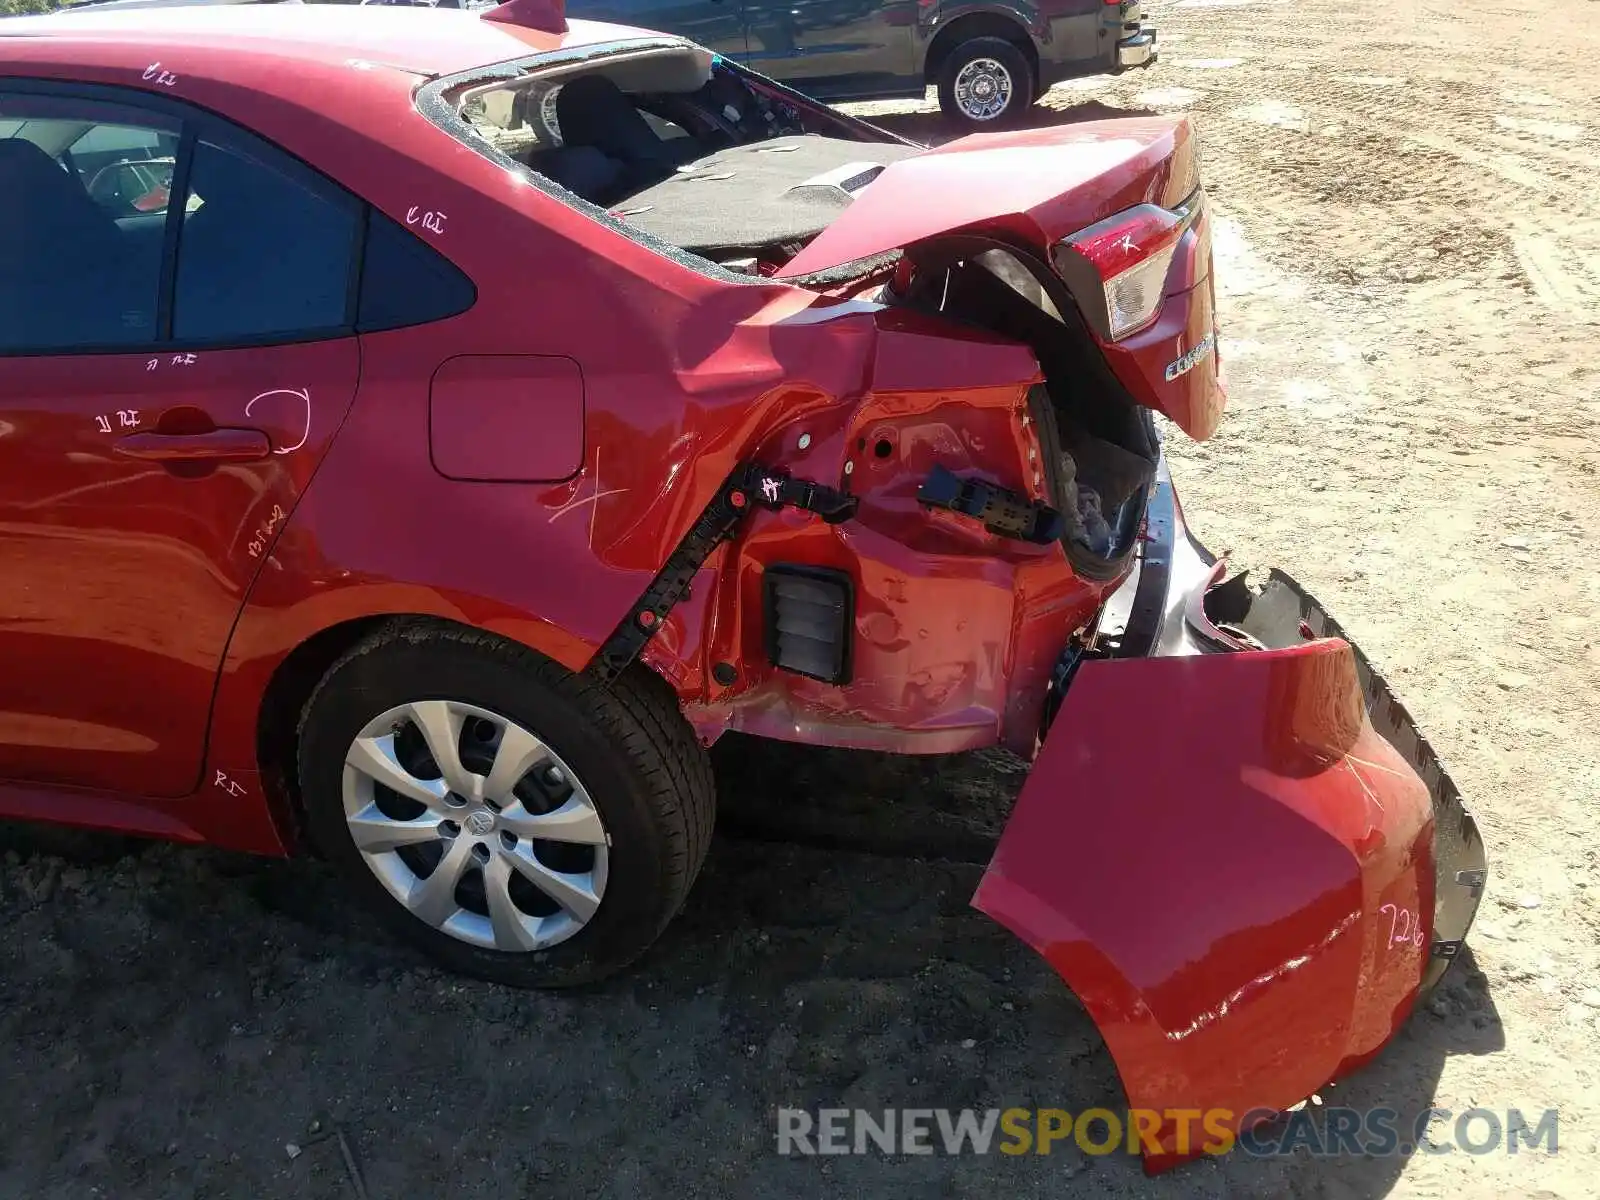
[974,461,1487,1172]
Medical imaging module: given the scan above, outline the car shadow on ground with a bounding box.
[0,738,1504,1197]
[853,98,1160,148]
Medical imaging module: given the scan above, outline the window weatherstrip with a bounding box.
[155,124,197,343]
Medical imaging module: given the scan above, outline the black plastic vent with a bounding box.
[763,565,853,685]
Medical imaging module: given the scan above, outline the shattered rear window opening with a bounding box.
[424,41,914,280]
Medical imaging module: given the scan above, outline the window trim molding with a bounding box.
[154,124,196,343]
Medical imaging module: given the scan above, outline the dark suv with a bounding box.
[563,0,1156,126]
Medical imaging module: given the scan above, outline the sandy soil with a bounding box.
[4,0,1599,1194]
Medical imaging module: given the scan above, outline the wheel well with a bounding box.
[924,13,1039,86]
[255,614,400,853]
[253,614,684,854]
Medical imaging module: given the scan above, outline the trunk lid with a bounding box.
[779,115,1227,442]
[774,116,1200,279]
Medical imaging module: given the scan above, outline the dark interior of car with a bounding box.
[2,61,906,351]
[527,74,691,203]
[0,136,159,350]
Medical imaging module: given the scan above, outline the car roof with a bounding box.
[56,0,305,12]
[0,5,658,80]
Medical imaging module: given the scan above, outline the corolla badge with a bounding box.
[1164,331,1217,382]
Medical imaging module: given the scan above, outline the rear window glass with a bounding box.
[70,124,181,219]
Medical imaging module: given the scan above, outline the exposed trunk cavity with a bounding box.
[886,239,1159,576]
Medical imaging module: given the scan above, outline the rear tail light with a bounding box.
[1052,190,1203,342]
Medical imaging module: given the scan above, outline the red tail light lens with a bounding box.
[1054,205,1182,340]
[1052,191,1204,342]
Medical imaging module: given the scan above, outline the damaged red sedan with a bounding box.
[0,0,1484,1171]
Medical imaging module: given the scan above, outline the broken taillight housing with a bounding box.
[1052,191,1203,342]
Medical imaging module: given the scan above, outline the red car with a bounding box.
[0,0,1483,1171]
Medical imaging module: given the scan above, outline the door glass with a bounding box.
[68,122,178,218]
[172,136,361,342]
[0,96,176,354]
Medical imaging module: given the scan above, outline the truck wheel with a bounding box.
[937,37,1035,128]
[297,621,715,988]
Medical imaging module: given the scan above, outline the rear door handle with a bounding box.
[114,428,272,463]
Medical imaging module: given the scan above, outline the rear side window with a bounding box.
[356,209,477,332]
[1,84,475,355]
[0,95,178,353]
[173,135,362,341]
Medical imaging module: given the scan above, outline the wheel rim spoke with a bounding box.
[345,734,448,810]
[482,722,550,805]
[499,795,607,845]
[405,700,479,800]
[482,856,539,951]
[346,803,442,853]
[505,846,601,923]
[405,834,473,928]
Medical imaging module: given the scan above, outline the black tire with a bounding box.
[296,620,715,988]
[937,36,1035,129]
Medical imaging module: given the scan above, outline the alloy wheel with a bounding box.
[953,57,1014,122]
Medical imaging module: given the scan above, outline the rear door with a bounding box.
[0,84,364,799]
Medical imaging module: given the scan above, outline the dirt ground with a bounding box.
[5,0,1600,1194]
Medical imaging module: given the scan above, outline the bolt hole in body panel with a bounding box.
[428,354,586,483]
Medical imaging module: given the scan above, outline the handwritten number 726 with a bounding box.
[1379,902,1426,951]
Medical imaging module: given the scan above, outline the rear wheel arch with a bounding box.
[253,613,691,856]
[289,616,716,985]
[256,613,400,851]
[924,12,1040,87]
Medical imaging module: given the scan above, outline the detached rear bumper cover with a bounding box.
[973,459,1486,1172]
